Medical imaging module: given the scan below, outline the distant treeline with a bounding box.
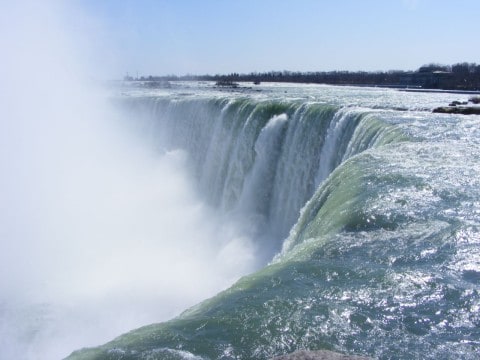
[126,62,480,91]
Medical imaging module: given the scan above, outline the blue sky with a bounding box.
[71,0,479,77]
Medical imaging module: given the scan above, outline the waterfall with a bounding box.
[119,97,404,254]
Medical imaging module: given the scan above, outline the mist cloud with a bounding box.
[0,1,258,359]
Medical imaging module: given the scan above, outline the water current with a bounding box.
[67,83,480,359]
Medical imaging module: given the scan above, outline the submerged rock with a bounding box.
[469,96,480,104]
[448,100,468,106]
[432,106,480,115]
[271,350,372,360]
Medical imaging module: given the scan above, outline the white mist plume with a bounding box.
[0,1,257,359]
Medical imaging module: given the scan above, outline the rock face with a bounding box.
[270,350,372,360]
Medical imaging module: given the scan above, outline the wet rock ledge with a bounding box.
[433,96,480,114]
[271,350,372,360]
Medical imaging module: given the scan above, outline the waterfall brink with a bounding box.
[68,87,480,360]
[120,97,403,254]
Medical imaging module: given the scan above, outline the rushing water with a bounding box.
[63,82,480,359]
[7,82,480,360]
